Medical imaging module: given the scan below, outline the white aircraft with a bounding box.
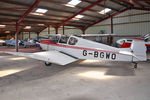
[6,34,147,69]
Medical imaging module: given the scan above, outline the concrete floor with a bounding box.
[0,47,150,100]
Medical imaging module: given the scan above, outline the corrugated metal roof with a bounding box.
[0,0,149,35]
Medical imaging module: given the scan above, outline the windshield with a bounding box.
[49,36,60,43]
[68,37,78,45]
[59,36,69,44]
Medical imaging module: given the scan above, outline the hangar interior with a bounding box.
[0,0,150,100]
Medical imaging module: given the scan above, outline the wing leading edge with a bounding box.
[6,51,78,65]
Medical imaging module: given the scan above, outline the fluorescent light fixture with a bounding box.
[30,12,44,16]
[99,8,112,14]
[0,25,6,28]
[75,15,84,18]
[66,0,81,7]
[35,8,48,13]
[24,26,31,29]
[72,18,80,20]
[37,24,45,26]
[5,31,10,33]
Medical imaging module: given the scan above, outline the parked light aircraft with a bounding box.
[6,34,147,68]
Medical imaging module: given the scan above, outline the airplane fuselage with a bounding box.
[40,36,136,62]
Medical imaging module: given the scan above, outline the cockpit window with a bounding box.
[68,37,78,45]
[50,36,60,43]
[127,40,132,42]
[59,36,69,44]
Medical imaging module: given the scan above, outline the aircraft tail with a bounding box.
[131,38,147,61]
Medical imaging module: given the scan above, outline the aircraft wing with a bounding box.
[81,34,141,37]
[6,51,78,65]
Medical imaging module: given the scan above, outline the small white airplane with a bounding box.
[6,34,147,69]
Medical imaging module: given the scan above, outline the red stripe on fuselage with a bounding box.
[41,40,120,54]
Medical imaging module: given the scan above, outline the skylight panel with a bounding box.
[75,15,84,18]
[68,0,81,5]
[30,12,44,16]
[35,8,48,13]
[24,26,31,29]
[0,25,6,28]
[65,0,81,7]
[5,31,10,33]
[99,8,112,14]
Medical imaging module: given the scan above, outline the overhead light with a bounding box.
[37,24,45,26]
[75,15,84,18]
[5,31,10,33]
[30,12,44,16]
[0,25,6,28]
[65,0,81,7]
[72,18,80,20]
[24,26,31,29]
[99,8,112,14]
[35,8,48,13]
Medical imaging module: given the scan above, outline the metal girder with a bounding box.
[0,7,96,23]
[0,1,102,22]
[0,13,91,25]
[129,0,144,7]
[145,1,150,5]
[131,7,150,11]
[85,8,128,29]
[57,0,104,27]
[17,0,42,24]
[82,0,119,11]
[118,0,134,7]
[109,0,129,7]
[42,0,104,15]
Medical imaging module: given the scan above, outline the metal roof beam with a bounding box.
[131,7,150,11]
[57,0,104,27]
[17,0,42,24]
[0,13,92,25]
[0,1,102,20]
[42,0,104,16]
[129,0,145,7]
[109,0,129,7]
[0,8,96,23]
[118,0,134,7]
[82,0,119,11]
[85,8,128,29]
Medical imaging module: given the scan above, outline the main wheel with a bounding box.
[45,62,52,66]
[134,63,137,69]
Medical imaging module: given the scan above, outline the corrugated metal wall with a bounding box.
[86,10,150,35]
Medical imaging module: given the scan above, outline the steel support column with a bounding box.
[63,25,65,35]
[55,27,58,34]
[111,17,113,34]
[29,32,30,38]
[22,32,24,40]
[15,22,19,52]
[48,25,50,34]
[37,32,39,40]
[81,28,86,35]
[110,17,113,45]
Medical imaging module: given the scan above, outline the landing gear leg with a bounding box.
[45,62,52,66]
[132,62,137,69]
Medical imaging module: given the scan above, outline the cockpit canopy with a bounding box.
[49,35,78,45]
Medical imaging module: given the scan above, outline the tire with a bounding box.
[45,62,52,66]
